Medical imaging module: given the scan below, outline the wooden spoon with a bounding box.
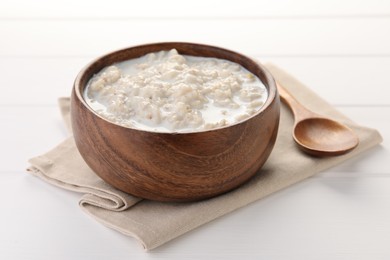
[276,82,359,156]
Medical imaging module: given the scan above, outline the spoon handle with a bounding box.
[276,82,316,122]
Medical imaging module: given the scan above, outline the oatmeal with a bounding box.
[84,49,267,132]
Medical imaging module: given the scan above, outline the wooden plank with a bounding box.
[1,0,389,18]
[0,106,68,172]
[1,57,389,106]
[1,18,390,57]
[1,172,389,258]
[0,57,87,105]
[261,56,390,106]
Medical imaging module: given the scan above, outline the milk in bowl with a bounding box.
[84,49,268,132]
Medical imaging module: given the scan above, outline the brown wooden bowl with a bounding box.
[71,42,280,202]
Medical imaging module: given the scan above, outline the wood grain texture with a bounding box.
[3,19,390,57]
[71,42,280,201]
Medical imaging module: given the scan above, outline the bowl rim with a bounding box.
[73,41,277,134]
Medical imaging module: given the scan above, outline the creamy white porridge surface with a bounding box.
[84,49,268,132]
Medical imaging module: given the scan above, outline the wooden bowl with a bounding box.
[71,42,280,202]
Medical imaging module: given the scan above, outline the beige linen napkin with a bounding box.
[27,64,383,250]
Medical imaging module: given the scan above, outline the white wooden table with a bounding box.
[1,1,389,259]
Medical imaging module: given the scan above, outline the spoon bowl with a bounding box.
[277,82,359,157]
[293,117,359,156]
